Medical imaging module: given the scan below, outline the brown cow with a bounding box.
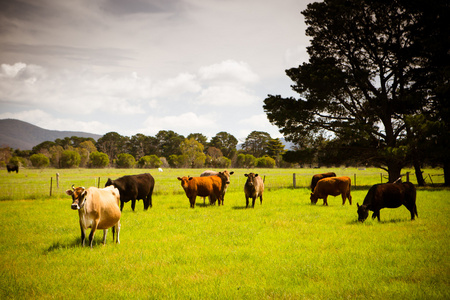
[310,172,336,191]
[178,172,229,208]
[310,176,352,206]
[200,170,234,205]
[244,173,264,208]
[65,185,121,248]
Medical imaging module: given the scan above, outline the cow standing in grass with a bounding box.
[66,185,121,248]
[178,172,230,208]
[200,170,234,205]
[105,173,155,211]
[357,182,417,222]
[244,173,264,208]
[310,176,352,206]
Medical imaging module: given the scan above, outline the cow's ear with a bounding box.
[230,171,234,175]
[189,177,194,181]
[65,190,73,196]
[244,174,248,177]
[81,190,87,197]
[255,174,259,177]
[357,203,360,208]
[177,177,182,181]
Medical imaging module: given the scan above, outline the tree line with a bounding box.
[0,130,289,169]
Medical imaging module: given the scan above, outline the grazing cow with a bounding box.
[105,173,155,211]
[310,176,352,206]
[244,173,264,208]
[310,172,336,191]
[178,172,229,208]
[357,182,417,222]
[65,185,121,248]
[6,164,18,173]
[200,170,234,204]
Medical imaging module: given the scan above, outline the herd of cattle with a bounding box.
[63,170,418,247]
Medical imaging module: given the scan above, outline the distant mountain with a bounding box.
[0,119,102,150]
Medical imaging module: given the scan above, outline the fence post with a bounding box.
[56,173,59,189]
[406,172,410,182]
[293,173,296,188]
[381,173,383,183]
[98,177,101,188]
[50,177,53,197]
[354,174,356,188]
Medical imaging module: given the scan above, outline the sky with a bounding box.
[0,0,313,143]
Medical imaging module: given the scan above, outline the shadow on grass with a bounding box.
[231,206,248,210]
[347,218,412,225]
[44,238,82,253]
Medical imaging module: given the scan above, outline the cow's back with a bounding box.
[314,176,350,197]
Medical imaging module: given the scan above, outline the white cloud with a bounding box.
[196,85,260,107]
[151,72,201,98]
[198,60,259,84]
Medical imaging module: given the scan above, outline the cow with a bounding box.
[310,172,336,192]
[244,173,264,208]
[357,182,417,222]
[178,172,230,208]
[105,173,155,211]
[65,185,121,248]
[6,164,19,173]
[200,170,234,204]
[310,176,352,206]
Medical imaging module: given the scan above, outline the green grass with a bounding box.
[0,179,448,299]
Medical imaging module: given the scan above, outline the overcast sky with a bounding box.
[0,0,312,142]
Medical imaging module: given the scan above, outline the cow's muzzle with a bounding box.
[71,203,80,210]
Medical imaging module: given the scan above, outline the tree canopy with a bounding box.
[264,0,449,183]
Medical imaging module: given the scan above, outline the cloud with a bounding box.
[196,85,260,107]
[198,60,259,84]
[151,72,201,99]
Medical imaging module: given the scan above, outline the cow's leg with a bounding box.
[149,188,153,208]
[372,211,380,221]
[102,229,108,245]
[246,196,250,208]
[259,195,263,205]
[341,193,346,205]
[120,201,124,211]
[323,196,328,206]
[348,192,352,205]
[190,196,196,208]
[89,222,98,248]
[405,203,417,220]
[131,199,136,211]
[252,197,256,208]
[79,222,86,247]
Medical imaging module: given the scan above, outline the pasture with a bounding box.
[0,168,449,299]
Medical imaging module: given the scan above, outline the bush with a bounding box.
[116,153,136,168]
[256,156,276,168]
[30,154,50,168]
[138,155,162,168]
[236,154,256,168]
[60,150,81,168]
[88,151,110,168]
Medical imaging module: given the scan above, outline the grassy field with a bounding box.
[0,168,448,299]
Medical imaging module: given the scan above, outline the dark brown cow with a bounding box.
[310,176,352,206]
[200,170,234,204]
[65,185,121,248]
[6,164,19,173]
[178,172,229,208]
[310,172,336,191]
[105,173,155,211]
[357,182,417,222]
[244,173,264,208]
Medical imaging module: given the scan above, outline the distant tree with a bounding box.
[49,145,64,168]
[236,153,256,168]
[168,154,185,168]
[96,132,129,162]
[209,132,238,159]
[266,138,286,166]
[138,155,162,168]
[180,138,206,168]
[60,150,81,168]
[32,141,56,154]
[116,153,136,168]
[30,153,50,168]
[241,131,271,158]
[88,151,109,168]
[187,133,208,147]
[155,130,185,158]
[128,134,158,160]
[0,147,12,166]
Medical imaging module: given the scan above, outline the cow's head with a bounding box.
[310,193,319,205]
[356,203,369,222]
[244,173,258,187]
[177,176,192,189]
[217,171,232,185]
[105,178,113,187]
[65,185,87,210]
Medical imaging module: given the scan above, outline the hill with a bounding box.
[0,119,102,150]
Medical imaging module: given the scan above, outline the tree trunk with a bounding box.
[387,162,402,183]
[413,159,425,186]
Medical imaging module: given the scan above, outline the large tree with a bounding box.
[241,131,271,158]
[209,132,238,159]
[264,0,448,182]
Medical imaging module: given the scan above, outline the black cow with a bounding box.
[310,172,336,191]
[105,173,155,211]
[6,164,19,173]
[357,182,417,222]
